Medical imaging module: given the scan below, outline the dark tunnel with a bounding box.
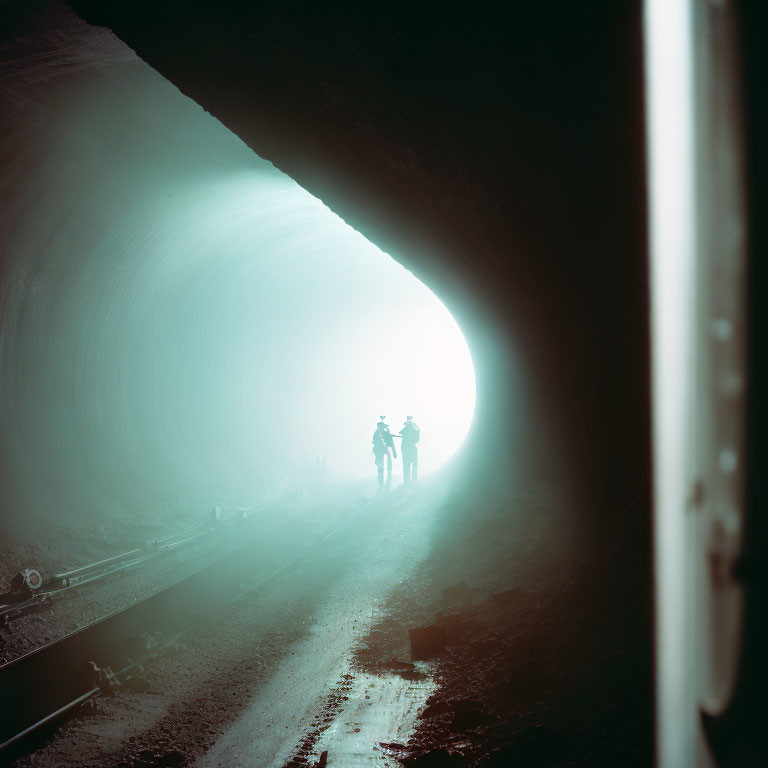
[7,1,735,766]
[1,0,650,540]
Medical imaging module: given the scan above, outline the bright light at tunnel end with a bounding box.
[0,33,477,538]
[370,300,477,477]
[199,171,476,482]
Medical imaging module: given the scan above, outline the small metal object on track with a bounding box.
[0,569,45,607]
[21,569,43,592]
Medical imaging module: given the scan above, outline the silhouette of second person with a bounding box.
[400,415,420,484]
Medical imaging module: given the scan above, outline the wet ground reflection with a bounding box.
[310,666,436,767]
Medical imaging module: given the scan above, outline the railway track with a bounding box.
[0,505,267,625]
[0,497,355,760]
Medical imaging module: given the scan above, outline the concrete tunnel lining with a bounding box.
[61,0,650,528]
[0,2,654,765]
[0,2,587,547]
[0,23,487,541]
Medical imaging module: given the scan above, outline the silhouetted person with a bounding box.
[400,415,420,483]
[372,417,396,490]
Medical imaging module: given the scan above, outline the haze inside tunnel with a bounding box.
[144,170,477,481]
[0,63,475,533]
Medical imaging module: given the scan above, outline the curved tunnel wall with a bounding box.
[0,32,487,540]
[1,2,650,562]
[62,0,650,525]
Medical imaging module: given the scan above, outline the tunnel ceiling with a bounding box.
[62,1,646,315]
[62,0,650,506]
[1,1,650,525]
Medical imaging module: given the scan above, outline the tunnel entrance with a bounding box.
[0,54,475,539]
[129,164,478,486]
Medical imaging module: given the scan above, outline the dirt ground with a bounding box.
[350,488,654,768]
[3,484,433,767]
[6,574,309,768]
[2,484,653,768]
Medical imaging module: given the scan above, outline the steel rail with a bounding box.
[0,538,323,754]
[51,548,146,582]
[0,623,198,754]
[1,518,242,620]
[0,504,356,755]
[48,529,217,594]
[0,593,50,620]
[0,688,101,752]
[45,552,164,596]
[51,520,214,583]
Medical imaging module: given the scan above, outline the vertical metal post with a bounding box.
[645,1,746,765]
[645,0,699,764]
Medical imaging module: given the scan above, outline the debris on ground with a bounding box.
[351,489,653,767]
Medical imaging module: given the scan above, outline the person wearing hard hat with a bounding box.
[400,415,420,484]
[372,416,397,491]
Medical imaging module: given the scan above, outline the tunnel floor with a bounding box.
[6,482,653,768]
[197,487,440,768]
[6,484,447,767]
